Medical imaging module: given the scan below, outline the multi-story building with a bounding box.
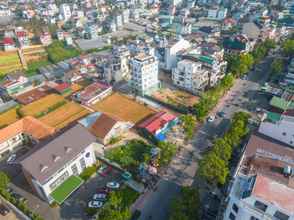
[0,4,11,17]
[20,124,97,204]
[60,4,71,21]
[172,59,209,94]
[130,53,159,96]
[224,134,294,220]
[15,28,30,48]
[110,46,131,82]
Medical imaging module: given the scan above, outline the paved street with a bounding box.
[136,56,273,220]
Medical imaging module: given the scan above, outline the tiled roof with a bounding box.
[137,111,176,134]
[90,113,118,140]
[20,124,96,184]
[0,116,55,144]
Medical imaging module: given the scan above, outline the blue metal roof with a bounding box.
[78,112,101,128]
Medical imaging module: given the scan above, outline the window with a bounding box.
[232,203,239,213]
[229,212,236,220]
[79,158,86,170]
[85,152,90,158]
[71,164,78,175]
[250,217,259,220]
[274,211,289,220]
[254,200,267,212]
[49,171,69,190]
[282,132,287,136]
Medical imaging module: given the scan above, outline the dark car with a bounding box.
[0,204,9,216]
[217,111,225,117]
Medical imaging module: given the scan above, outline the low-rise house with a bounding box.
[1,74,29,95]
[20,124,97,204]
[73,82,112,106]
[2,37,16,51]
[15,28,30,48]
[137,111,178,141]
[40,32,52,46]
[223,35,252,53]
[224,134,294,220]
[79,112,133,145]
[50,82,72,95]
[15,86,51,105]
[0,116,55,157]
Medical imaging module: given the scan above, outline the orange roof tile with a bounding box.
[0,116,55,143]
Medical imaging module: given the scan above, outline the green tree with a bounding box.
[270,58,284,75]
[180,114,196,139]
[282,39,294,57]
[157,142,177,166]
[0,172,10,189]
[213,138,232,161]
[199,152,229,185]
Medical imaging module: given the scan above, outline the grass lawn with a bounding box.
[47,40,80,63]
[40,102,90,129]
[0,51,23,77]
[91,93,155,123]
[20,94,65,117]
[50,176,83,205]
[0,107,19,128]
[117,186,140,209]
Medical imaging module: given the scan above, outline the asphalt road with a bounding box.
[136,56,273,220]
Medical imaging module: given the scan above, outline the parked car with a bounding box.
[98,165,112,177]
[7,154,16,164]
[0,204,9,216]
[106,181,120,189]
[122,171,132,180]
[88,201,103,208]
[93,193,107,201]
[207,116,215,122]
[217,111,225,118]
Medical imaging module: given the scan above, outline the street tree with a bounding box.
[0,172,10,189]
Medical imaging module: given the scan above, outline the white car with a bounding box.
[106,181,120,189]
[88,201,103,208]
[7,154,16,164]
[207,116,215,122]
[93,193,107,201]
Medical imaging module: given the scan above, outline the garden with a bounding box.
[0,107,19,128]
[0,51,23,77]
[46,40,80,63]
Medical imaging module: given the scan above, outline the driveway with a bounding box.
[135,56,273,220]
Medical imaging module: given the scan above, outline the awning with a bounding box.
[50,176,83,204]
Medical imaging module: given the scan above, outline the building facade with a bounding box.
[130,54,159,95]
[21,125,97,204]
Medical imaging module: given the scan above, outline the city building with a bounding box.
[138,111,178,141]
[2,37,16,51]
[40,32,52,46]
[15,28,30,48]
[0,116,55,158]
[60,4,71,21]
[130,53,159,96]
[0,4,11,17]
[224,134,294,220]
[172,59,209,94]
[72,82,112,106]
[109,46,131,82]
[20,124,97,204]
[259,118,294,148]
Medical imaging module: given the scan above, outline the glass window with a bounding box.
[49,171,69,190]
[71,164,78,175]
[254,200,267,212]
[274,211,289,220]
[79,158,86,170]
[229,213,236,220]
[232,203,239,213]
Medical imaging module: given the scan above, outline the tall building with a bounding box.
[60,4,71,21]
[224,134,294,220]
[130,54,159,96]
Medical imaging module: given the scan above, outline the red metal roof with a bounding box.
[16,31,27,38]
[2,37,14,45]
[137,111,176,134]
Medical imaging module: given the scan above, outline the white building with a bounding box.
[163,38,191,71]
[21,125,98,204]
[224,134,294,220]
[60,4,71,21]
[172,59,209,94]
[130,54,159,95]
[259,118,294,147]
[110,46,131,82]
[0,5,11,17]
[122,9,130,24]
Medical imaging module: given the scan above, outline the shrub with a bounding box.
[79,165,97,181]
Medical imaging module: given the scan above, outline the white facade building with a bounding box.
[259,118,294,147]
[164,38,191,71]
[21,125,97,204]
[130,54,159,95]
[172,59,209,94]
[60,4,71,21]
[224,134,294,220]
[0,5,11,17]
